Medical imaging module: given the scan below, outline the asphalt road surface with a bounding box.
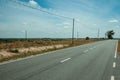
[0,40,118,80]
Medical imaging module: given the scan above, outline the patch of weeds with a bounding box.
[0,45,72,63]
[8,49,19,53]
[53,46,57,50]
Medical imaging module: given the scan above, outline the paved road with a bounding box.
[0,40,118,80]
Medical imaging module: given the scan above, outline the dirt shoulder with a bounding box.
[118,40,120,54]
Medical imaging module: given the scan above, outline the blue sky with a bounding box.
[0,0,120,38]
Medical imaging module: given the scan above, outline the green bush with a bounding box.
[86,37,90,40]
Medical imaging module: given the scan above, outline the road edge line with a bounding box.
[114,40,118,59]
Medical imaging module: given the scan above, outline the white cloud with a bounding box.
[29,0,39,7]
[56,24,62,26]
[116,26,120,28]
[28,0,57,16]
[76,19,80,22]
[63,22,71,25]
[22,22,27,25]
[93,24,97,25]
[64,26,69,29]
[55,31,59,34]
[56,22,71,26]
[108,19,119,23]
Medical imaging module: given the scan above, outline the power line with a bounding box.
[11,0,89,26]
[11,0,72,20]
[11,0,75,44]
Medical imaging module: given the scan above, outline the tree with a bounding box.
[86,37,90,40]
[105,30,115,39]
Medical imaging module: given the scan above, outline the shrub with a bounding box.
[8,49,19,53]
[86,37,90,40]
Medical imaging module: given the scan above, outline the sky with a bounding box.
[0,0,120,38]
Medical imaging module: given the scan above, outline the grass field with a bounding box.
[0,39,100,50]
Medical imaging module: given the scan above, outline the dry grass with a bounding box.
[0,45,68,63]
[118,40,120,54]
[0,39,100,50]
[0,39,101,62]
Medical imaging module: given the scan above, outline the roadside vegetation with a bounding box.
[0,39,101,62]
[0,39,100,49]
[118,40,120,54]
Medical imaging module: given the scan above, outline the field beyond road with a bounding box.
[0,39,101,62]
[0,39,100,49]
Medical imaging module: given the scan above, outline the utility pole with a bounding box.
[105,32,107,39]
[72,18,75,45]
[77,32,79,39]
[25,30,27,40]
[97,28,100,39]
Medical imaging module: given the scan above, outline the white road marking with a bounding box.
[84,50,89,53]
[114,41,118,59]
[111,76,115,80]
[60,58,71,63]
[114,53,117,59]
[113,62,116,68]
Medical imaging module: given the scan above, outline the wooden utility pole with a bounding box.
[97,28,100,39]
[72,18,75,45]
[25,30,27,40]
